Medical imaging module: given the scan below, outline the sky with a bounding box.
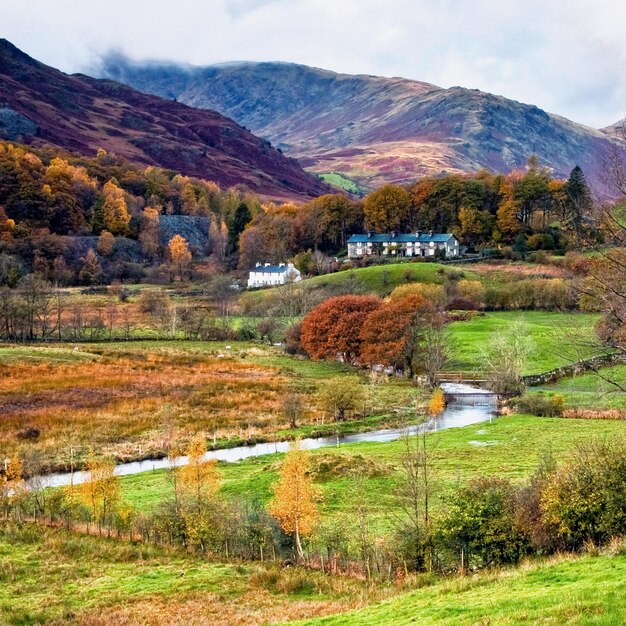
[2,0,625,128]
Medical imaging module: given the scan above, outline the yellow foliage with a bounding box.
[270,440,320,558]
[102,180,130,236]
[428,387,446,416]
[177,434,221,504]
[80,455,120,525]
[389,283,446,307]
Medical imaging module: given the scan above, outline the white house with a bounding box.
[347,231,460,259]
[247,263,302,288]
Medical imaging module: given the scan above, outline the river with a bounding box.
[35,383,497,489]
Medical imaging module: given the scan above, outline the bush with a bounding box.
[514,393,565,417]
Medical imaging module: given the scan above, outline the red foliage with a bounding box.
[359,295,436,369]
[300,295,382,361]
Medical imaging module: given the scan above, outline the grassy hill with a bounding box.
[300,262,477,295]
[296,551,626,626]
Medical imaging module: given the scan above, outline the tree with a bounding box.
[364,185,411,232]
[102,180,131,236]
[138,207,160,261]
[481,321,533,394]
[269,440,320,560]
[167,235,192,281]
[97,230,115,257]
[428,388,446,416]
[359,295,437,376]
[283,392,305,429]
[496,197,522,242]
[80,455,120,534]
[300,295,381,362]
[565,165,592,235]
[78,249,104,285]
[317,376,366,421]
[440,477,530,570]
[176,434,221,507]
[227,202,252,254]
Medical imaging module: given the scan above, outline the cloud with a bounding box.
[2,0,625,127]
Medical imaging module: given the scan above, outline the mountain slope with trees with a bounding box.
[0,40,331,202]
[100,57,625,195]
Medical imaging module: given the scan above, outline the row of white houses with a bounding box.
[247,231,460,287]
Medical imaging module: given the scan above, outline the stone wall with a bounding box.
[523,352,625,386]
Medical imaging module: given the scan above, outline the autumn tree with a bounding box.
[269,440,320,560]
[300,295,381,362]
[317,376,366,421]
[364,184,411,232]
[97,230,115,257]
[176,434,221,506]
[428,387,446,416]
[77,249,104,285]
[138,207,160,260]
[168,234,192,281]
[359,294,437,376]
[80,455,120,534]
[102,180,131,236]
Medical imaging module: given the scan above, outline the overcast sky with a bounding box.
[2,0,625,128]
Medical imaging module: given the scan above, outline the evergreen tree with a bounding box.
[565,166,592,234]
[227,202,252,255]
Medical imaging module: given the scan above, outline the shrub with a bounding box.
[514,393,565,417]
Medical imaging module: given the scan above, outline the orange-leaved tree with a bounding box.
[428,387,446,416]
[168,234,192,281]
[300,294,381,362]
[359,294,437,376]
[269,440,320,560]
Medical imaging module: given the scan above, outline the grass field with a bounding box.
[0,341,423,473]
[531,364,626,409]
[0,524,377,626]
[447,311,602,375]
[118,415,626,521]
[297,551,626,626]
[301,262,478,295]
[318,172,366,195]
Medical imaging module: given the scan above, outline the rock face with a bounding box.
[0,40,331,201]
[101,57,626,195]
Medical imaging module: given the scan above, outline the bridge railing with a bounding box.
[433,371,489,384]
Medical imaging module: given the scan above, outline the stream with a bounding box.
[36,383,497,489]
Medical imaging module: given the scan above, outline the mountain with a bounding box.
[100,57,625,195]
[0,40,331,201]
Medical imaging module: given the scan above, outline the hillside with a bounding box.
[100,57,625,194]
[299,552,626,625]
[0,40,331,201]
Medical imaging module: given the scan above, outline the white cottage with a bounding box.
[347,231,460,259]
[247,263,302,288]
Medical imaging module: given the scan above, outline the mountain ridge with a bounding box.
[100,56,625,195]
[0,39,331,201]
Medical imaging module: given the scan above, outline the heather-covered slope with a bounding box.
[0,40,331,201]
[101,57,624,194]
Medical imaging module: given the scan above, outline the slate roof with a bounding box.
[250,264,290,273]
[347,233,456,244]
